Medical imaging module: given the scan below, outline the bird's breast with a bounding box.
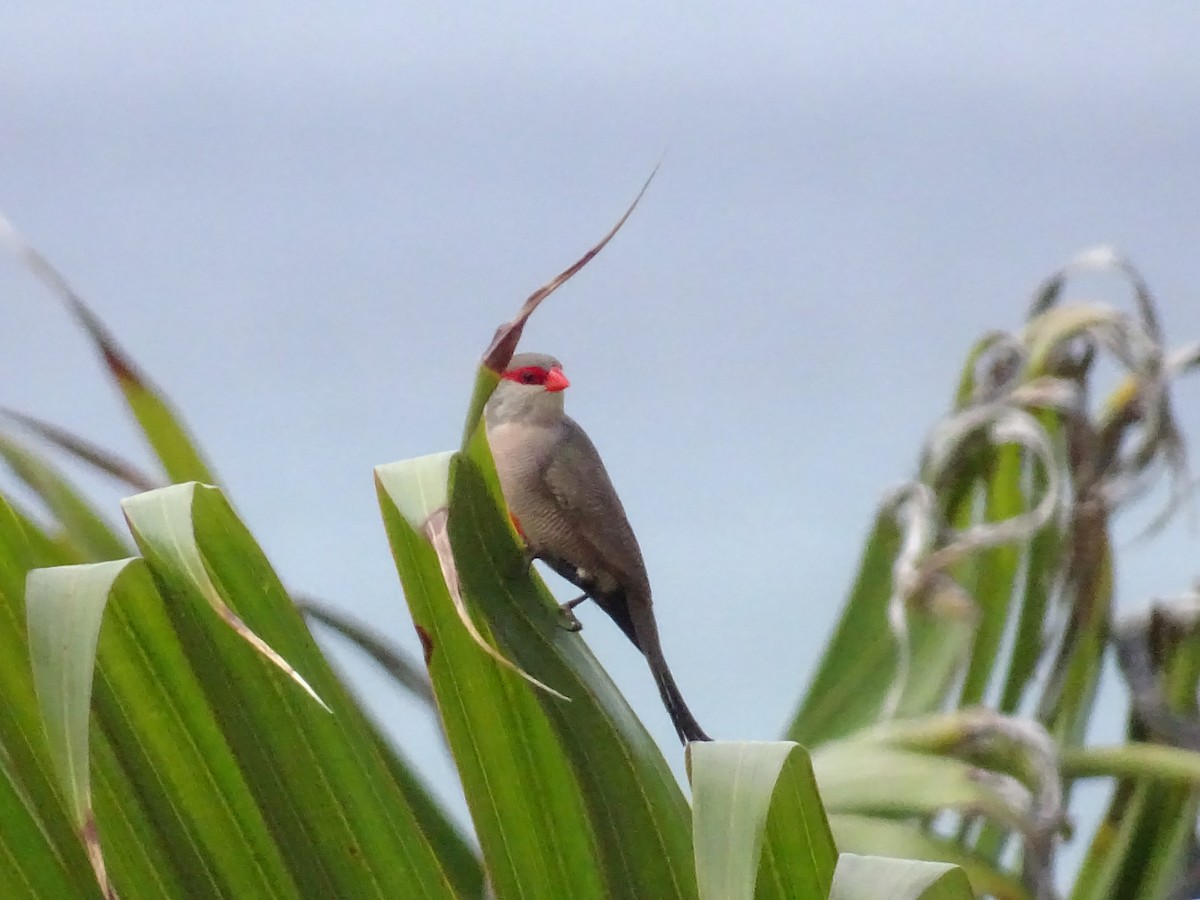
[486,421,615,581]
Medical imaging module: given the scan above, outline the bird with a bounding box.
[484,351,710,744]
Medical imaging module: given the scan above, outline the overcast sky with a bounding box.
[4,4,1200,884]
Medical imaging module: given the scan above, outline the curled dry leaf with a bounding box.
[1028,244,1164,346]
[862,708,1064,897]
[881,402,1064,718]
[1022,247,1195,536]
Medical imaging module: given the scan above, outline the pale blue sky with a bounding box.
[5,4,1200,885]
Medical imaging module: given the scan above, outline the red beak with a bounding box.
[544,367,570,393]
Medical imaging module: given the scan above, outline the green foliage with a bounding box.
[3,230,1200,899]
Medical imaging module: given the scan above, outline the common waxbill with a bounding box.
[484,352,710,744]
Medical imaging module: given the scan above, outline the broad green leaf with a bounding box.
[26,564,119,816]
[87,557,304,899]
[0,498,103,897]
[123,482,457,900]
[26,560,134,898]
[690,741,835,900]
[123,483,323,707]
[829,853,974,900]
[363,724,484,899]
[28,556,268,900]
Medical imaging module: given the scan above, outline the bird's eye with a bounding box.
[505,365,549,386]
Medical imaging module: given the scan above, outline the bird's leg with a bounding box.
[557,594,588,632]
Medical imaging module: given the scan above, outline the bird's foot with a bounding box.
[557,594,587,632]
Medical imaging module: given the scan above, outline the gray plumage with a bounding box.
[485,352,710,744]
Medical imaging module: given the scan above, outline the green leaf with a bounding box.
[26,563,121,824]
[786,512,902,746]
[829,817,1028,899]
[1072,615,1200,899]
[998,446,1060,715]
[1063,743,1200,784]
[689,741,836,900]
[377,455,609,900]
[829,854,974,900]
[122,483,324,706]
[114,363,218,484]
[26,560,135,898]
[956,443,1024,707]
[0,755,103,900]
[122,482,458,900]
[813,743,1034,833]
[1042,524,1111,749]
[0,498,102,898]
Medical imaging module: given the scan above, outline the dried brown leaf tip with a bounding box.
[81,810,119,899]
[415,623,435,665]
[0,212,148,387]
[481,166,658,374]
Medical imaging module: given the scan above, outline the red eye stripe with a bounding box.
[503,365,550,386]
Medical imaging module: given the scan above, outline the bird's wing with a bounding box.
[540,417,649,588]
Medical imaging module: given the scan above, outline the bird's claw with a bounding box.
[557,595,586,632]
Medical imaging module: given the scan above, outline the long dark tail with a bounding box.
[604,587,711,745]
[647,647,711,744]
[544,558,711,744]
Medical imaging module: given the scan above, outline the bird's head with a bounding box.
[485,352,571,426]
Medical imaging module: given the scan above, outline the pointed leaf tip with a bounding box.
[120,483,329,712]
[480,164,658,375]
[26,559,138,899]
